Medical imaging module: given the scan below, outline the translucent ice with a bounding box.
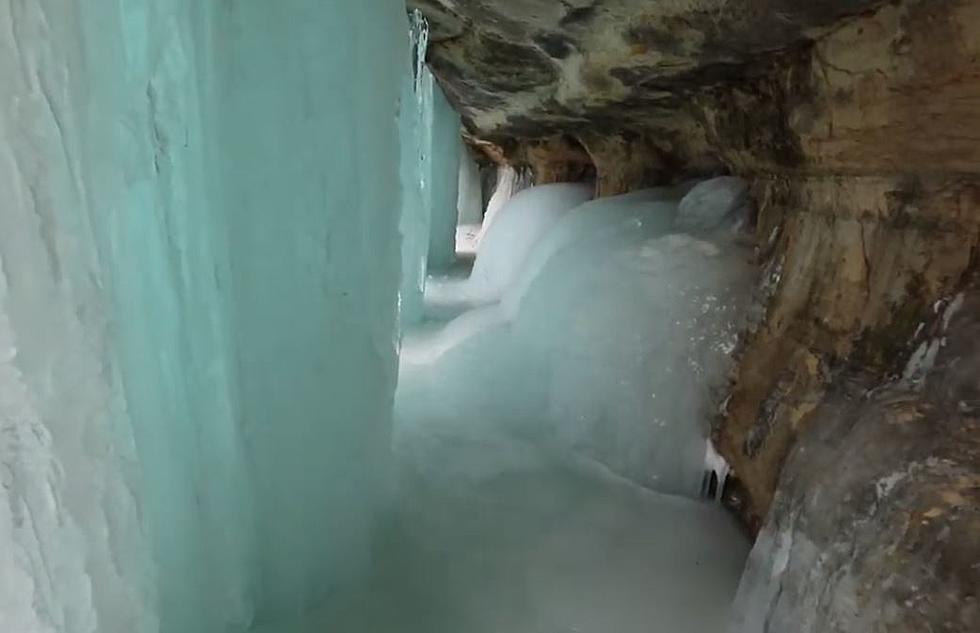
[1,2,408,632]
[478,165,535,244]
[455,146,484,255]
[397,15,465,326]
[469,183,594,300]
[425,183,593,316]
[424,71,463,271]
[398,12,433,327]
[269,429,751,633]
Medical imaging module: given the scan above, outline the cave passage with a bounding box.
[1,2,758,633]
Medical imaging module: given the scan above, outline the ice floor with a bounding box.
[252,423,749,633]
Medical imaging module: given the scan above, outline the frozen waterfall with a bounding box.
[1,2,407,632]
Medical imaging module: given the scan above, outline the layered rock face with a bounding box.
[413,0,980,629]
[731,279,979,632]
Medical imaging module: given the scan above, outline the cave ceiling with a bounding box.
[408,0,888,142]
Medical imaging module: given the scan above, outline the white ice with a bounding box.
[426,182,593,317]
[372,177,755,632]
[401,178,754,496]
[255,431,750,633]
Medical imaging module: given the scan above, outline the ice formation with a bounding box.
[457,164,532,256]
[1,2,409,632]
[384,179,755,631]
[398,11,465,326]
[397,11,431,328]
[478,165,534,242]
[425,183,593,316]
[399,178,755,497]
[423,72,463,272]
[455,147,484,255]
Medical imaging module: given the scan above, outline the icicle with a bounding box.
[702,440,731,502]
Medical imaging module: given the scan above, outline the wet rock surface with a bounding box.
[720,173,980,527]
[729,278,980,632]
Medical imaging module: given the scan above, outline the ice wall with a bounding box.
[425,184,593,317]
[423,73,463,271]
[397,16,465,326]
[455,145,484,255]
[1,2,406,632]
[209,1,404,623]
[397,11,431,327]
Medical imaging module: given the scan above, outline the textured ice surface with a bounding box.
[253,427,750,633]
[455,146,484,255]
[478,165,534,244]
[368,183,754,631]
[398,12,433,328]
[426,183,593,316]
[424,71,463,271]
[398,16,464,326]
[469,183,593,299]
[1,2,406,632]
[400,182,754,497]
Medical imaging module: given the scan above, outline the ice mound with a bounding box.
[404,187,680,365]
[385,180,754,632]
[478,165,534,245]
[425,183,593,316]
[397,180,754,497]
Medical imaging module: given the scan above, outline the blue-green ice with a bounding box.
[0,2,751,632]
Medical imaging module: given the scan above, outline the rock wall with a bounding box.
[706,0,980,526]
[729,277,980,632]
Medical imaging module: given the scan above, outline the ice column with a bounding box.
[424,74,463,270]
[1,1,408,632]
[398,10,465,326]
[398,10,432,327]
[208,0,405,624]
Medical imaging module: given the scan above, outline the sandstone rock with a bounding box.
[729,278,980,632]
